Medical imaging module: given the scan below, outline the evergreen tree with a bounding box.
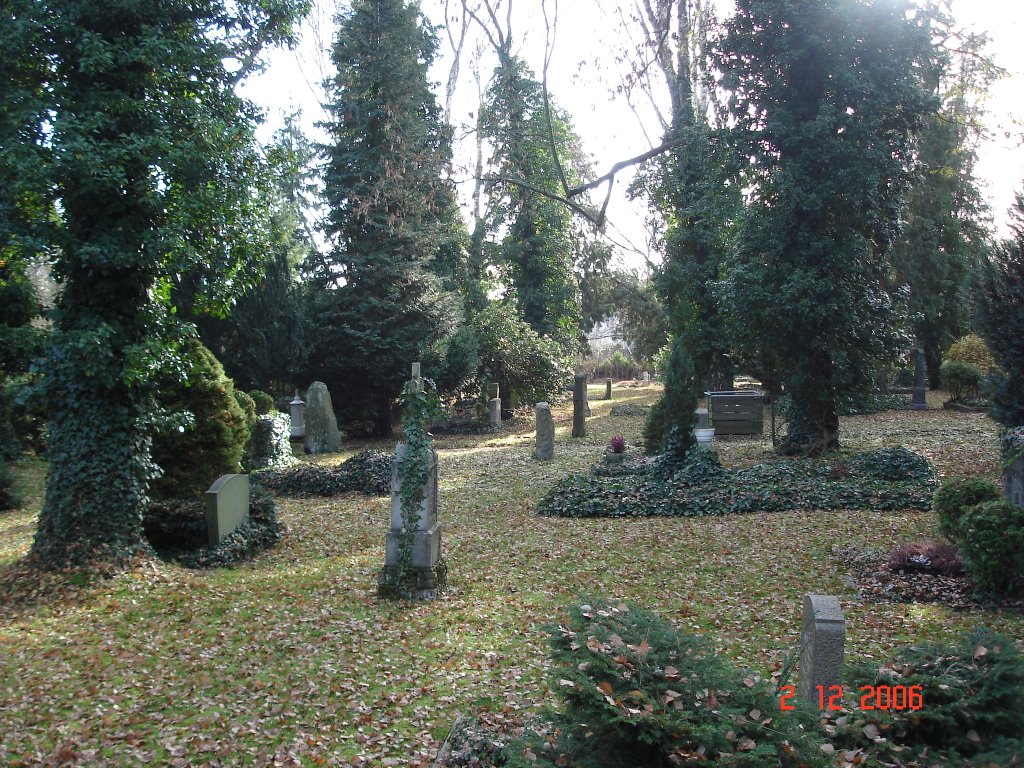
[8,0,305,568]
[482,56,585,353]
[889,3,997,388]
[976,192,1024,427]
[309,0,460,436]
[715,0,935,454]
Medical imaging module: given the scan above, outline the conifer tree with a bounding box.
[309,0,460,436]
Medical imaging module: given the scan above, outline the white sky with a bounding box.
[239,0,1024,267]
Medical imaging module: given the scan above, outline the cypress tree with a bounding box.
[309,0,460,436]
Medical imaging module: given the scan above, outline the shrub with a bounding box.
[678,445,726,486]
[144,488,282,568]
[940,360,984,402]
[848,446,933,483]
[150,340,255,500]
[641,397,666,456]
[591,350,642,381]
[242,412,297,472]
[660,338,698,460]
[932,477,1002,543]
[499,599,827,768]
[234,389,257,425]
[0,459,20,511]
[255,450,392,497]
[887,541,963,576]
[945,333,998,374]
[248,389,277,415]
[855,627,1024,761]
[958,498,1024,594]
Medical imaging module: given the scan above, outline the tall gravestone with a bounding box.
[798,594,845,705]
[572,374,587,438]
[910,348,927,410]
[534,402,554,460]
[1005,455,1024,508]
[304,381,341,453]
[289,390,305,439]
[605,378,613,400]
[487,382,501,427]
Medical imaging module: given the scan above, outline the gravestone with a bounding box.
[380,443,443,599]
[488,397,502,427]
[910,348,927,410]
[642,371,651,386]
[1005,455,1024,508]
[289,390,305,439]
[486,382,499,400]
[572,374,587,438]
[304,381,341,454]
[695,408,709,429]
[798,594,845,705]
[534,402,554,460]
[205,474,250,546]
[606,378,613,400]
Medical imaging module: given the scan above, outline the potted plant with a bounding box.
[605,435,628,463]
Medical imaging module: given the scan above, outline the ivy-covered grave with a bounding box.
[253,450,393,497]
[536,446,936,519]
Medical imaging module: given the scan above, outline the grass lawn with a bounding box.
[1,386,1020,767]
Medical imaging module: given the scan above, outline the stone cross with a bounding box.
[534,402,554,460]
[910,348,926,410]
[798,594,845,705]
[289,389,305,439]
[572,374,587,438]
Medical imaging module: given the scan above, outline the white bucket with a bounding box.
[694,427,715,445]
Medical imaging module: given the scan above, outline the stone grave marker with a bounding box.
[798,594,845,705]
[572,374,587,438]
[205,474,250,546]
[534,402,554,460]
[642,371,651,386]
[486,382,501,427]
[606,378,613,400]
[910,348,927,410]
[304,381,341,454]
[380,442,443,599]
[1005,455,1024,508]
[289,389,305,439]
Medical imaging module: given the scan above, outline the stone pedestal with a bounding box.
[488,397,501,427]
[798,594,845,705]
[572,374,587,438]
[695,408,709,429]
[289,390,305,439]
[379,443,444,599]
[535,402,554,460]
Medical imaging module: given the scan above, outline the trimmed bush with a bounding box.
[641,396,666,455]
[856,628,1024,761]
[247,389,277,416]
[538,448,935,519]
[499,599,827,768]
[958,499,1024,594]
[945,333,998,374]
[940,359,984,402]
[255,450,392,497]
[932,477,1002,543]
[847,446,933,483]
[144,488,282,568]
[150,340,255,500]
[242,413,296,472]
[234,389,257,426]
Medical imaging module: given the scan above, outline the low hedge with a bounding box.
[537,447,935,519]
[254,449,392,497]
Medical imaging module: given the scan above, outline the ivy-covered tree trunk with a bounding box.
[17,0,304,569]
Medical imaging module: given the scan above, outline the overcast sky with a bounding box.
[239,0,1024,267]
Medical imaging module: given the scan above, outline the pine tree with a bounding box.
[309,0,460,436]
[10,0,305,568]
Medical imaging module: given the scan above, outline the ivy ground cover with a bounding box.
[1,387,1021,766]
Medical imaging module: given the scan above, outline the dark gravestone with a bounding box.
[572,374,587,438]
[911,348,927,410]
[605,378,613,400]
[1005,456,1024,508]
[534,402,554,460]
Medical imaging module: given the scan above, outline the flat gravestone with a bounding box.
[798,594,845,705]
[535,402,554,460]
[304,381,341,454]
[205,474,250,546]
